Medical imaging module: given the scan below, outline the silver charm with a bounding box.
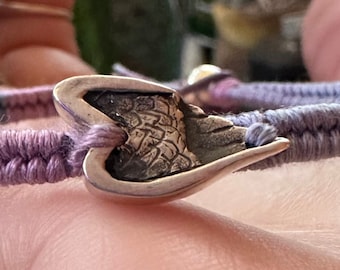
[54,75,289,204]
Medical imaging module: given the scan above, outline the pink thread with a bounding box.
[0,124,126,186]
[211,77,240,98]
[208,77,241,110]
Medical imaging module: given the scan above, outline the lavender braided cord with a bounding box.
[0,85,56,123]
[227,103,340,169]
[1,75,340,177]
[0,125,126,185]
[113,63,340,110]
[179,74,340,168]
[211,80,340,110]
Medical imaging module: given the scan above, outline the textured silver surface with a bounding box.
[84,90,246,181]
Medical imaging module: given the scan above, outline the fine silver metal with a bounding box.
[53,75,289,204]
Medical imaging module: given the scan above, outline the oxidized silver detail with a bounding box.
[53,75,289,204]
[84,91,200,181]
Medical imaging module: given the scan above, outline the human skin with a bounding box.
[1,0,340,269]
[302,0,340,81]
[0,0,95,87]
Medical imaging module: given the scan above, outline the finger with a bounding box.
[1,180,340,270]
[188,159,340,230]
[0,2,95,87]
[0,46,95,87]
[188,159,340,257]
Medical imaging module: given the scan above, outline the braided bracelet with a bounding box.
[0,75,288,203]
[179,65,340,169]
[0,69,339,203]
[114,64,340,168]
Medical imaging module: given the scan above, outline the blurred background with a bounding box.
[73,0,310,82]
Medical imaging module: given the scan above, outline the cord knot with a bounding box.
[245,123,278,147]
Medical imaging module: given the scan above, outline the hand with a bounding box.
[1,125,340,269]
[1,141,340,269]
[1,0,340,269]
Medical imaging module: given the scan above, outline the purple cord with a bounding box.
[0,125,126,185]
[114,66,340,168]
[228,103,340,169]
[113,62,340,110]
[0,70,339,185]
[0,85,56,123]
[210,79,340,111]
